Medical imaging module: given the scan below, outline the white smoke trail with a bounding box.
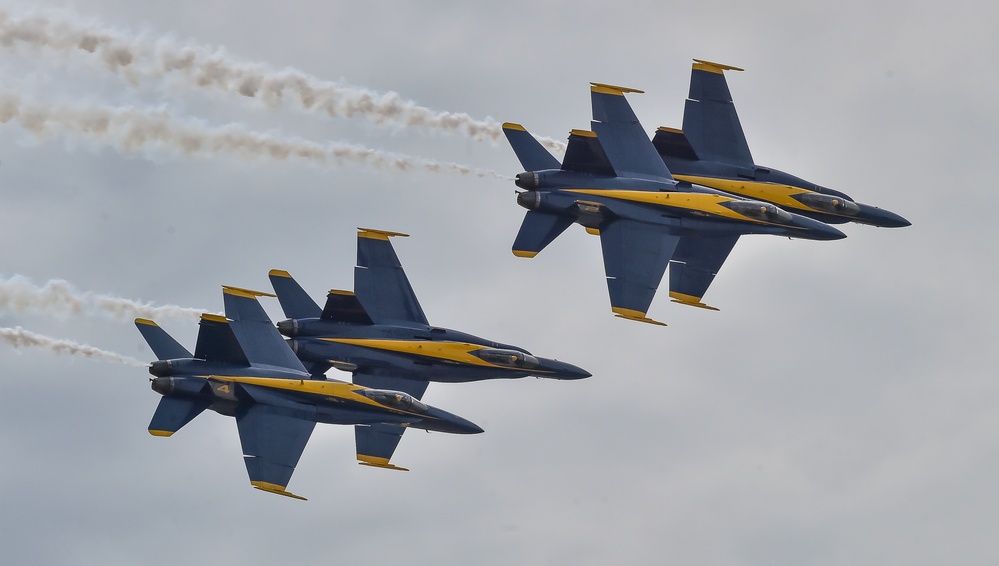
[0,326,147,367]
[0,275,205,322]
[0,7,567,153]
[0,91,504,177]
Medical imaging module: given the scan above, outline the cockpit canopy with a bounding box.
[722,200,793,224]
[473,348,540,369]
[793,192,861,216]
[358,389,428,413]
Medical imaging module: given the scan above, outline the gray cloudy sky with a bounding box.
[0,0,995,564]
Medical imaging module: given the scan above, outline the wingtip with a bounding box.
[611,307,667,326]
[251,481,308,500]
[358,455,410,471]
[668,292,720,312]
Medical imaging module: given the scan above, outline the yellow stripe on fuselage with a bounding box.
[671,175,822,213]
[317,339,501,367]
[565,189,768,224]
[201,375,398,411]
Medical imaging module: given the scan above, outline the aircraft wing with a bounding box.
[599,220,679,324]
[222,287,308,373]
[236,403,316,500]
[667,235,740,310]
[353,369,429,471]
[589,83,674,182]
[682,59,753,165]
[354,228,429,326]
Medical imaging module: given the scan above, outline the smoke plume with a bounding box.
[0,91,504,177]
[0,8,567,153]
[0,275,206,322]
[1,325,148,367]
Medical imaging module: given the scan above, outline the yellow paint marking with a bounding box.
[268,269,292,278]
[512,249,538,258]
[570,129,596,138]
[502,122,527,131]
[585,227,600,236]
[657,126,684,134]
[590,82,644,95]
[358,227,409,240]
[328,289,355,296]
[201,313,227,323]
[611,307,667,326]
[251,481,307,501]
[318,339,500,367]
[692,59,744,74]
[148,429,174,437]
[135,318,158,326]
[222,285,276,299]
[668,291,720,312]
[358,454,410,471]
[672,174,813,211]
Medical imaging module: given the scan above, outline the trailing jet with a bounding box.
[135,285,482,500]
[269,228,589,406]
[504,83,846,324]
[652,59,910,228]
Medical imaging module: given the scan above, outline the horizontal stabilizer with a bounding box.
[135,318,192,360]
[148,395,211,437]
[512,210,574,258]
[355,229,428,326]
[502,122,561,171]
[269,270,322,319]
[683,59,753,165]
[194,314,250,365]
[322,290,374,325]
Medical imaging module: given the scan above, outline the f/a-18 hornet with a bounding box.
[136,285,482,500]
[503,83,846,324]
[652,59,909,228]
[269,228,590,467]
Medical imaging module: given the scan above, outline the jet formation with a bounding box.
[136,229,588,499]
[504,60,908,324]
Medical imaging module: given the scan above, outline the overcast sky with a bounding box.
[0,1,996,564]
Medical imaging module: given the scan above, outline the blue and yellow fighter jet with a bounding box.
[268,229,589,424]
[651,59,910,228]
[135,285,482,500]
[503,83,846,324]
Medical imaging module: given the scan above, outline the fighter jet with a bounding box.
[504,83,846,323]
[135,285,482,500]
[270,228,590,387]
[652,59,910,228]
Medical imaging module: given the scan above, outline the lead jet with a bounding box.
[268,228,589,465]
[504,83,846,323]
[135,285,482,500]
[652,59,910,228]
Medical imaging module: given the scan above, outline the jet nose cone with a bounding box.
[857,204,911,228]
[538,358,592,380]
[791,214,847,240]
